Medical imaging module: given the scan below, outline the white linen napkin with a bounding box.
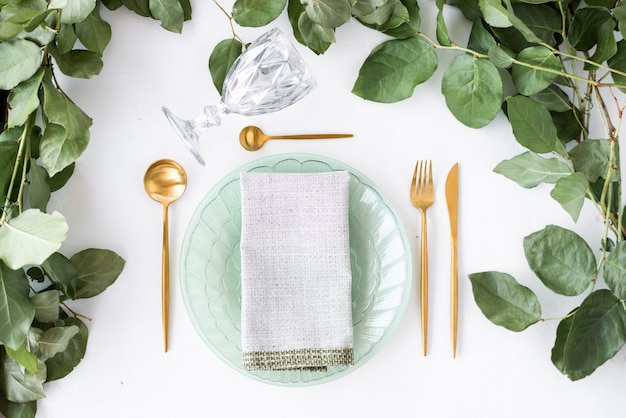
[239,171,354,371]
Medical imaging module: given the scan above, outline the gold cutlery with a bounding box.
[446,163,459,358]
[143,159,187,352]
[239,125,353,151]
[410,160,434,356]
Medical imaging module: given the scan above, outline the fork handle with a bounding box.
[420,212,428,356]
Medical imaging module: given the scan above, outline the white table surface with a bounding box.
[37,1,625,417]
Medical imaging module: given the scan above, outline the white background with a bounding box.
[35,1,626,417]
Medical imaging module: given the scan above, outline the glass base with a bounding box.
[162,106,206,166]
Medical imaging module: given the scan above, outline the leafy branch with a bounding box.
[0,0,191,416]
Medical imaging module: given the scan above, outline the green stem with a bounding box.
[61,301,92,321]
[0,113,35,224]
[211,0,245,45]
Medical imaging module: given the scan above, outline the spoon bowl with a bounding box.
[239,125,353,151]
[143,159,187,352]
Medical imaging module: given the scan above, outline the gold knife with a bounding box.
[445,163,459,358]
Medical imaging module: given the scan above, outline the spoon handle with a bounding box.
[162,204,170,353]
[268,133,353,140]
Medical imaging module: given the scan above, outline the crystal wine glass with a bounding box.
[162,28,316,165]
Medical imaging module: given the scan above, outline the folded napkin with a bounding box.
[239,171,354,371]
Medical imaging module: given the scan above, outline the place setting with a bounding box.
[143,27,460,386]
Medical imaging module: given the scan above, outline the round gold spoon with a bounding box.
[239,125,353,151]
[143,159,187,352]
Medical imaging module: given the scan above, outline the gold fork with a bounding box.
[410,160,434,356]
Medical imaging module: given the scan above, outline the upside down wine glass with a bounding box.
[162,28,316,166]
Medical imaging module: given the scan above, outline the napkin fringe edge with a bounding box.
[243,347,354,371]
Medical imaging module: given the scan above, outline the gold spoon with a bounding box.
[239,125,353,151]
[143,159,187,352]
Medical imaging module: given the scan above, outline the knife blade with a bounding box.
[446,162,459,358]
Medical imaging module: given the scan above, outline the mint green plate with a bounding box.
[180,154,411,386]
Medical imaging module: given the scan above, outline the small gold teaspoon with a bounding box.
[239,125,353,151]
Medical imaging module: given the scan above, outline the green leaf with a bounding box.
[497,0,543,45]
[37,325,79,360]
[5,345,38,374]
[435,10,451,47]
[120,0,151,17]
[608,39,626,92]
[493,151,572,188]
[353,0,404,26]
[0,140,20,205]
[71,248,125,299]
[614,3,626,40]
[45,317,87,381]
[28,158,51,212]
[0,20,24,41]
[469,271,541,331]
[552,108,583,144]
[232,0,286,27]
[488,44,514,68]
[297,11,333,55]
[352,37,437,103]
[0,39,42,90]
[586,0,615,6]
[40,123,90,177]
[569,139,615,183]
[41,80,91,175]
[302,0,351,28]
[551,313,595,381]
[549,172,589,222]
[57,23,78,55]
[552,290,626,380]
[74,6,112,56]
[0,391,37,418]
[48,44,104,79]
[180,0,192,20]
[604,241,626,299]
[41,252,78,300]
[42,78,92,141]
[467,19,496,55]
[26,267,45,283]
[2,355,46,403]
[0,262,34,350]
[101,0,123,9]
[58,0,97,24]
[512,46,562,96]
[530,84,572,112]
[208,39,243,95]
[7,68,44,128]
[523,225,596,296]
[378,0,420,39]
[506,95,558,153]
[506,1,560,46]
[288,0,306,44]
[0,209,68,270]
[148,0,184,33]
[30,290,60,323]
[0,396,37,418]
[441,54,503,128]
[49,162,75,192]
[479,0,511,28]
[568,6,617,67]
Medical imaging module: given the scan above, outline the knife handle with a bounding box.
[450,236,458,358]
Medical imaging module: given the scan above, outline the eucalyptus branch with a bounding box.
[61,302,92,322]
[416,32,488,59]
[211,0,245,45]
